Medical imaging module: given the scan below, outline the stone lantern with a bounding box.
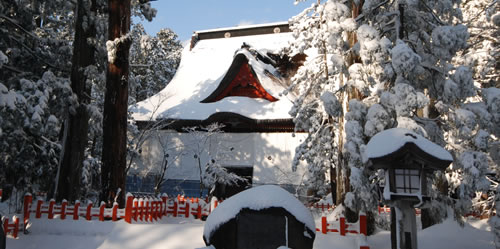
[366,128,453,249]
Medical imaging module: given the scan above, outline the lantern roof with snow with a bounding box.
[366,128,453,171]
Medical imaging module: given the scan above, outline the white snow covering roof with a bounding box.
[203,185,315,242]
[130,32,295,121]
[195,21,289,34]
[365,128,453,162]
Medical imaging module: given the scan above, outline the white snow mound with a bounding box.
[203,185,315,241]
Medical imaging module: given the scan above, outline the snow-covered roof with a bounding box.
[130,31,295,122]
[195,21,289,34]
[365,128,453,169]
[203,185,315,243]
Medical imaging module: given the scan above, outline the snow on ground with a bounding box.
[5,214,495,249]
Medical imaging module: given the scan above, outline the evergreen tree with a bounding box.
[56,0,98,203]
[129,24,181,103]
[289,0,499,231]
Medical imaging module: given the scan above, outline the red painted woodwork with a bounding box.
[212,62,278,102]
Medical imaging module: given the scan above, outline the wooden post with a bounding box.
[12,216,19,238]
[144,198,150,222]
[36,199,43,218]
[61,200,67,220]
[171,201,178,217]
[73,201,80,220]
[138,198,144,221]
[99,202,105,221]
[3,217,8,237]
[151,199,156,221]
[23,194,32,233]
[124,194,133,223]
[321,216,327,234]
[340,217,346,236]
[86,201,93,220]
[112,202,118,221]
[359,213,367,236]
[133,198,138,221]
[156,199,161,220]
[161,195,168,216]
[48,199,55,219]
[158,200,163,219]
[183,202,190,218]
[194,204,202,219]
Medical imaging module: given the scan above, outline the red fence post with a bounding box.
[73,201,80,220]
[184,202,190,218]
[340,217,346,236]
[145,198,150,222]
[138,198,144,221]
[193,204,202,219]
[23,194,32,233]
[359,213,367,236]
[321,216,327,234]
[86,201,93,220]
[157,199,162,220]
[151,200,157,221]
[133,198,138,221]
[3,218,8,237]
[36,199,43,218]
[12,216,19,238]
[48,199,55,219]
[99,202,105,221]
[60,200,67,220]
[161,195,168,216]
[170,201,178,217]
[112,202,118,221]
[125,193,134,223]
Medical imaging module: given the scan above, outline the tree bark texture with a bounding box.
[336,0,364,205]
[101,0,131,208]
[56,0,96,203]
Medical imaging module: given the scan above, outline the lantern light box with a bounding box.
[366,128,453,203]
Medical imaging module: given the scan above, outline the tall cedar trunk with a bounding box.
[337,0,364,224]
[317,0,337,202]
[100,0,131,208]
[56,0,96,203]
[421,101,448,229]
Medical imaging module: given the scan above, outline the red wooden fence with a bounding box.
[316,213,367,236]
[315,213,369,249]
[377,206,421,215]
[310,203,335,212]
[22,193,217,231]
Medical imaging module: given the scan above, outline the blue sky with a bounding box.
[136,0,310,42]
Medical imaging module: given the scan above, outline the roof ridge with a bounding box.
[190,22,290,50]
